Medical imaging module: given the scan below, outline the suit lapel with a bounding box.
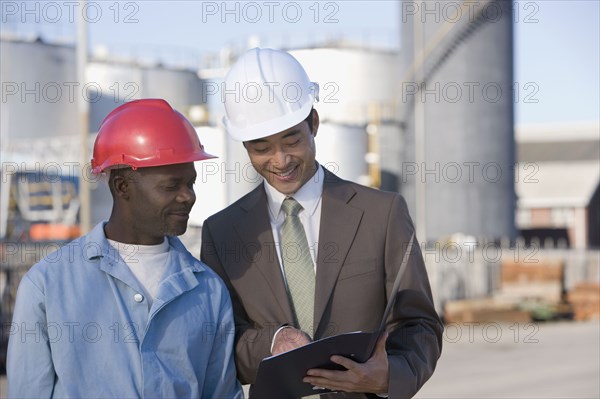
[314,170,363,335]
[233,185,295,320]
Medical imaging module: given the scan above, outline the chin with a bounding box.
[275,183,300,196]
[166,226,188,237]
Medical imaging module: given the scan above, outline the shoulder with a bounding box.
[20,233,97,294]
[324,169,404,207]
[194,259,233,306]
[199,260,229,290]
[29,234,85,269]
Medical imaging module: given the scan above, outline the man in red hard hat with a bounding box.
[7,99,243,398]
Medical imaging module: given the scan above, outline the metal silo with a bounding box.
[0,37,78,141]
[87,60,206,132]
[141,66,204,113]
[399,0,516,242]
[316,124,369,184]
[196,68,264,205]
[86,60,141,132]
[1,37,81,239]
[291,48,401,185]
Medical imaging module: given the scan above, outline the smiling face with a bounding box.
[107,162,197,245]
[244,110,319,196]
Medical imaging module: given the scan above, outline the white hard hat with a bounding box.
[222,48,319,141]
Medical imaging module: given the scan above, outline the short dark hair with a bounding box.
[304,108,315,132]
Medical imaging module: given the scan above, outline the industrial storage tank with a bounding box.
[86,60,142,132]
[87,59,206,132]
[196,68,265,205]
[0,36,82,239]
[291,48,400,126]
[0,36,78,142]
[142,67,204,110]
[0,38,220,233]
[316,124,369,184]
[291,47,401,185]
[399,0,516,241]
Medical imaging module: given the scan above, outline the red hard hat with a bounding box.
[91,99,216,174]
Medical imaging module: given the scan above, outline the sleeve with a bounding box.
[7,272,56,398]
[384,195,444,398]
[201,285,244,399]
[201,220,276,384]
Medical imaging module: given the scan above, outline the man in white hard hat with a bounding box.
[201,48,443,398]
[8,99,243,398]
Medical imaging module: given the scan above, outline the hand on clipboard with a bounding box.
[250,233,416,399]
[303,330,390,395]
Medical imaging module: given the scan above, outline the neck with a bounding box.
[104,211,164,245]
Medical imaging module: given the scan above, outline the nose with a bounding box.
[177,186,196,204]
[271,149,290,169]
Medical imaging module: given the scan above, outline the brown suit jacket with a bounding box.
[201,169,443,398]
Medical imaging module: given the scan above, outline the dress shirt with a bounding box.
[7,222,243,399]
[264,163,324,274]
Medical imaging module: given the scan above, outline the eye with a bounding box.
[252,146,270,154]
[161,179,180,191]
[286,139,300,147]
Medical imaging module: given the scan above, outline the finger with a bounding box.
[303,376,352,392]
[330,355,359,370]
[305,368,346,380]
[304,376,334,388]
[304,376,329,385]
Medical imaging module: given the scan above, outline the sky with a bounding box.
[2,0,599,126]
[513,0,599,125]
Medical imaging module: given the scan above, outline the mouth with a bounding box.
[271,165,299,182]
[169,210,190,220]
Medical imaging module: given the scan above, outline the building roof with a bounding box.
[518,141,599,163]
[517,122,600,163]
[516,161,599,208]
[516,123,599,208]
[515,122,599,143]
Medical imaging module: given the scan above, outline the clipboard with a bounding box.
[250,233,416,398]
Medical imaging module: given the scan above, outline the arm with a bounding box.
[384,195,443,397]
[7,273,56,398]
[305,194,443,397]
[202,287,244,399]
[200,221,278,384]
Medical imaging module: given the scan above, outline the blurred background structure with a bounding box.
[399,0,516,242]
[1,0,599,395]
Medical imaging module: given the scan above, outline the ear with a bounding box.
[311,109,320,138]
[110,174,131,200]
